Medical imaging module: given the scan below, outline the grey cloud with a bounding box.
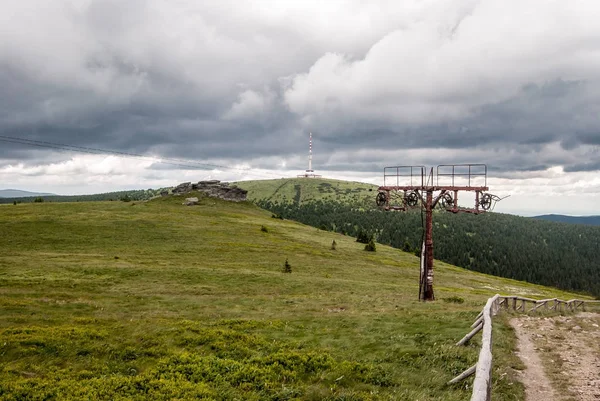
[563,162,600,173]
[3,0,600,181]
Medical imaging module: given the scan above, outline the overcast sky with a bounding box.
[2,0,600,215]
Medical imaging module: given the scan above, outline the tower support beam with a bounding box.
[421,190,435,301]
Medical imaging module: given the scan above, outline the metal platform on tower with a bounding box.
[376,164,494,213]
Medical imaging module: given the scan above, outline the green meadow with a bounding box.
[0,194,586,400]
[238,178,378,206]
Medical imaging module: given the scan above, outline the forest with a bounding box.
[257,199,600,298]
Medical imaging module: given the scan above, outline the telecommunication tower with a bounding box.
[298,132,321,178]
[375,164,502,301]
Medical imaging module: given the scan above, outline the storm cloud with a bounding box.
[2,0,600,213]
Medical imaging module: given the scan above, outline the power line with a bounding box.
[0,134,285,180]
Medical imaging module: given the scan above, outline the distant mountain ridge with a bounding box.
[0,188,170,204]
[0,189,56,198]
[532,214,600,226]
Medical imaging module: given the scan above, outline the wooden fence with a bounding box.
[449,295,600,401]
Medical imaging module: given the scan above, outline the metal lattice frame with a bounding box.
[376,164,494,301]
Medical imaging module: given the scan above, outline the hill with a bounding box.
[533,214,600,226]
[257,199,600,297]
[0,194,584,400]
[238,177,378,206]
[0,189,55,198]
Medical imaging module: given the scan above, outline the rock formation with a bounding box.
[172,180,247,202]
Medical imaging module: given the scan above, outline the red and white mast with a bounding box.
[308,132,313,172]
[298,132,321,178]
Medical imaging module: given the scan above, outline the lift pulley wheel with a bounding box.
[479,193,492,210]
[440,193,453,208]
[376,191,388,207]
[405,191,419,207]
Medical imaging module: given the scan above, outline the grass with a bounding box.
[236,178,378,206]
[0,193,589,400]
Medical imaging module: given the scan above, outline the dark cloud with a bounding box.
[563,162,600,173]
[2,0,600,182]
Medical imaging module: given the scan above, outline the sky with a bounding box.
[2,0,600,216]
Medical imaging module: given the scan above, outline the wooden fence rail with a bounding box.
[448,295,600,401]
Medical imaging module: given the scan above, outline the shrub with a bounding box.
[355,229,372,244]
[260,225,269,233]
[13,201,17,205]
[120,195,131,202]
[282,258,292,273]
[34,197,44,203]
[442,296,464,304]
[331,240,337,251]
[364,239,376,252]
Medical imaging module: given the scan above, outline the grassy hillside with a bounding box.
[255,198,600,297]
[0,195,587,400]
[238,178,378,207]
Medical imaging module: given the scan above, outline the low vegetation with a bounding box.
[0,194,587,400]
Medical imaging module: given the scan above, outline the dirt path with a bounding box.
[510,313,600,401]
[510,318,559,401]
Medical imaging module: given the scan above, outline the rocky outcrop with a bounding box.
[172,180,248,202]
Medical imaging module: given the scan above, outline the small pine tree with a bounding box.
[283,258,292,273]
[13,201,17,205]
[356,229,371,244]
[331,240,337,250]
[364,238,376,252]
[34,197,44,203]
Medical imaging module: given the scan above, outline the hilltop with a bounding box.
[238,177,378,207]
[0,193,586,399]
[533,214,600,226]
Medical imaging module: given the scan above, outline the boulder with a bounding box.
[183,197,199,206]
[173,182,192,194]
[198,180,221,186]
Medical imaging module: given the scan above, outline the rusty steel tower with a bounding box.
[376,164,500,301]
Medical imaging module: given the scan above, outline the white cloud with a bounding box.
[223,89,275,121]
[284,0,600,125]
